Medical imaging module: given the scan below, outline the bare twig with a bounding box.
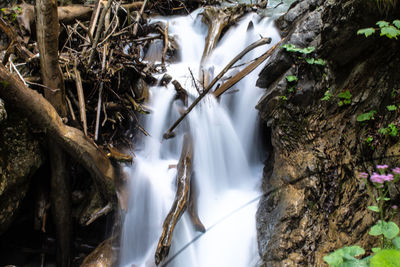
[161,22,169,66]
[73,60,88,136]
[188,68,201,95]
[132,0,148,36]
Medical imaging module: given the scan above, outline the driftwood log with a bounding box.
[155,134,195,265]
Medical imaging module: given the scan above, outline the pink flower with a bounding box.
[376,164,389,170]
[370,172,384,183]
[392,205,398,210]
[392,167,400,175]
[382,174,394,181]
[358,172,369,179]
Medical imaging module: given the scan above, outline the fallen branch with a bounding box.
[73,61,88,136]
[163,37,275,139]
[0,64,116,201]
[161,22,169,66]
[213,39,283,97]
[132,0,148,36]
[155,134,193,265]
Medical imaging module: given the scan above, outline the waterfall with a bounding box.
[119,7,281,267]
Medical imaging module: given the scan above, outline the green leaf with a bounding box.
[281,44,301,53]
[306,58,315,64]
[357,28,376,37]
[366,136,373,144]
[380,26,400,39]
[370,249,400,267]
[300,46,316,54]
[393,20,400,29]
[368,206,380,212]
[314,58,326,66]
[323,246,365,267]
[338,90,352,100]
[280,95,287,101]
[388,123,398,137]
[392,236,400,249]
[379,128,388,135]
[286,75,298,83]
[344,99,351,105]
[321,90,332,101]
[370,221,384,236]
[338,101,344,107]
[370,221,399,239]
[387,105,397,111]
[372,247,381,253]
[376,20,390,28]
[288,86,295,93]
[357,110,376,122]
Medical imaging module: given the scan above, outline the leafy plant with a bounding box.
[386,105,397,111]
[379,123,398,137]
[286,75,298,83]
[321,89,332,101]
[338,90,352,106]
[357,110,377,122]
[357,20,400,39]
[324,165,400,267]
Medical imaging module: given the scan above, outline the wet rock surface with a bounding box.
[0,107,44,234]
[256,0,400,265]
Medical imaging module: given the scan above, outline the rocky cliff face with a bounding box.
[0,104,44,234]
[256,0,400,265]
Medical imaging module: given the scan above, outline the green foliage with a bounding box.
[369,221,399,239]
[358,20,400,39]
[280,95,287,101]
[321,90,332,101]
[357,110,377,122]
[323,246,366,267]
[357,28,376,37]
[306,58,326,65]
[281,44,315,54]
[392,237,400,249]
[386,105,397,111]
[370,249,400,267]
[286,75,298,83]
[368,206,380,212]
[338,90,352,106]
[379,123,398,137]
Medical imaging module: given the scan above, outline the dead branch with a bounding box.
[88,0,113,66]
[163,37,275,139]
[121,1,144,10]
[213,39,283,97]
[161,22,169,66]
[73,61,88,136]
[0,64,116,201]
[132,0,148,36]
[155,134,193,265]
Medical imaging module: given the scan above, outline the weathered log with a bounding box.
[155,134,193,265]
[163,37,274,138]
[80,238,116,267]
[0,64,116,201]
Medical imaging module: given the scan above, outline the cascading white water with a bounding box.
[119,6,282,267]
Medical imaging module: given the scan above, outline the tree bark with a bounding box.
[155,134,193,265]
[36,0,70,265]
[0,64,116,200]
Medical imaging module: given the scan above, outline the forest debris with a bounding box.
[172,80,188,106]
[132,0,148,36]
[85,202,112,226]
[155,134,193,265]
[106,145,133,163]
[0,64,116,201]
[161,22,169,66]
[163,37,274,139]
[80,238,116,267]
[127,94,151,114]
[73,61,88,136]
[213,39,284,97]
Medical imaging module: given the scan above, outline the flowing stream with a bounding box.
[119,4,285,267]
